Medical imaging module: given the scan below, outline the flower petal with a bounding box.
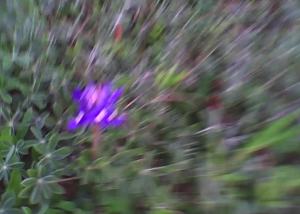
[69,82,126,131]
[101,107,126,127]
[67,119,79,131]
[109,114,126,127]
[68,110,96,131]
[109,87,124,105]
[95,83,112,107]
[97,106,114,127]
[72,87,83,102]
[82,84,97,101]
[94,109,107,123]
[101,82,112,96]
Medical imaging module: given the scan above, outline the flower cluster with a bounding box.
[68,82,126,131]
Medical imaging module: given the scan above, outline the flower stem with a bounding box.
[54,177,79,183]
[92,125,101,159]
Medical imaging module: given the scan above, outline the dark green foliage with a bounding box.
[0,0,300,214]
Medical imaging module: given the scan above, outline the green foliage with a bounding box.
[0,191,23,214]
[0,0,300,214]
[232,109,300,164]
[19,167,65,204]
[155,64,187,89]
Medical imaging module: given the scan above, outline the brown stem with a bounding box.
[55,177,79,183]
[92,125,101,160]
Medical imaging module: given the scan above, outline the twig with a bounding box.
[123,93,144,110]
[71,13,92,45]
[55,177,79,183]
[92,125,101,160]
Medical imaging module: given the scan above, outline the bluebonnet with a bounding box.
[68,82,126,131]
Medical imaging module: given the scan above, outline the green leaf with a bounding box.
[42,184,53,199]
[0,91,12,104]
[55,201,76,212]
[16,108,33,139]
[2,191,16,208]
[47,209,66,214]
[34,144,46,154]
[32,99,47,110]
[19,84,31,96]
[2,140,12,148]
[255,180,282,202]
[53,102,63,118]
[9,162,24,169]
[52,147,72,160]
[19,187,33,198]
[49,184,65,194]
[0,171,4,182]
[27,169,38,178]
[0,75,3,87]
[77,149,90,166]
[6,145,15,162]
[5,77,20,90]
[62,86,71,101]
[22,207,33,214]
[0,153,4,165]
[156,72,165,85]
[30,127,43,140]
[45,117,56,128]
[43,175,58,182]
[3,57,12,72]
[32,79,41,93]
[233,110,300,163]
[37,203,49,214]
[59,132,76,140]
[0,128,13,143]
[37,157,49,167]
[250,111,298,146]
[218,173,249,184]
[23,108,34,123]
[8,170,22,194]
[20,141,37,153]
[16,140,25,148]
[159,65,178,88]
[52,169,65,177]
[30,186,41,204]
[16,54,32,68]
[48,134,59,152]
[3,208,23,214]
[21,178,37,187]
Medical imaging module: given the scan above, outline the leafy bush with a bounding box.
[1,0,300,213]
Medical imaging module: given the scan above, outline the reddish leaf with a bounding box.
[114,24,123,42]
[207,95,222,110]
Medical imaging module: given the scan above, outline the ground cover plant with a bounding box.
[1,0,300,213]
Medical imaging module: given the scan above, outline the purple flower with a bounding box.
[68,82,126,131]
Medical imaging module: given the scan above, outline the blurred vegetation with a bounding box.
[1,0,300,213]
